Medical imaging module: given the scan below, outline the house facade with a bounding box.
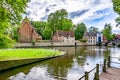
[83,32,97,44]
[52,30,75,44]
[102,35,107,42]
[83,32,103,44]
[96,32,103,43]
[114,34,120,43]
[19,18,42,42]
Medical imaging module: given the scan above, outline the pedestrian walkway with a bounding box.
[100,67,120,80]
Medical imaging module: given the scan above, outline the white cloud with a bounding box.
[72,0,113,24]
[25,0,119,33]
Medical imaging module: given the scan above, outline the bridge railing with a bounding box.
[79,56,120,80]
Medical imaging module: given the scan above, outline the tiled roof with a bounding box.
[117,34,120,37]
[53,30,75,37]
[84,32,97,36]
[114,34,120,40]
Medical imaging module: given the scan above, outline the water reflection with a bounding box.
[0,46,120,80]
[9,67,55,80]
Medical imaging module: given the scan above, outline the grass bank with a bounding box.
[0,49,63,61]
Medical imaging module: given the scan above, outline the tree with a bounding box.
[42,27,52,40]
[88,27,98,32]
[7,25,19,42]
[111,33,116,40]
[112,0,120,27]
[115,17,120,27]
[75,23,87,40]
[112,0,120,15]
[47,9,73,33]
[0,0,29,48]
[102,24,112,41]
[31,21,47,39]
[62,19,73,30]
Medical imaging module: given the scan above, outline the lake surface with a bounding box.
[0,46,120,80]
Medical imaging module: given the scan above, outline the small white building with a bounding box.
[83,32,97,44]
[83,32,103,45]
[96,32,103,43]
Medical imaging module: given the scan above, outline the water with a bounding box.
[0,46,120,80]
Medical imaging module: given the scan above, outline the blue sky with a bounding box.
[25,0,120,33]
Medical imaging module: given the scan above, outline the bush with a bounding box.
[31,40,35,45]
[79,39,87,42]
[0,35,15,48]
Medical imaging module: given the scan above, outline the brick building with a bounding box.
[19,18,42,42]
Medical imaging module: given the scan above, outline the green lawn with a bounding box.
[0,49,63,61]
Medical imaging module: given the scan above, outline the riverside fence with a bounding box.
[79,56,120,80]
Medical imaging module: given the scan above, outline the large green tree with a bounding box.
[0,0,29,48]
[112,0,120,27]
[112,0,120,15]
[102,24,112,41]
[47,9,73,33]
[75,23,87,40]
[42,27,52,40]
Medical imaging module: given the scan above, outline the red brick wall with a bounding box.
[19,21,42,42]
[19,22,31,42]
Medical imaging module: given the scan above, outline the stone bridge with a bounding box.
[96,40,120,46]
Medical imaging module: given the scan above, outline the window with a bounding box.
[59,33,61,35]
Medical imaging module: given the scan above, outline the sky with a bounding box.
[25,0,120,33]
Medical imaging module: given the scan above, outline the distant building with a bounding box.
[103,35,107,42]
[96,32,103,43]
[52,30,75,44]
[83,32,103,44]
[88,27,98,32]
[19,17,42,42]
[83,32,97,44]
[114,34,120,42]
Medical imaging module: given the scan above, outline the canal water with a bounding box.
[0,46,120,80]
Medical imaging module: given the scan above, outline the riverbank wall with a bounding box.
[0,54,64,72]
[15,42,96,48]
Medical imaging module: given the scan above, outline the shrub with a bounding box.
[79,39,87,42]
[0,35,15,48]
[31,40,35,45]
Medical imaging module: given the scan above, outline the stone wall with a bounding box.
[0,56,58,72]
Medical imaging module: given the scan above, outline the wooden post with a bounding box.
[107,56,111,67]
[96,64,99,80]
[94,64,99,80]
[103,59,106,72]
[85,72,88,80]
[94,73,96,80]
